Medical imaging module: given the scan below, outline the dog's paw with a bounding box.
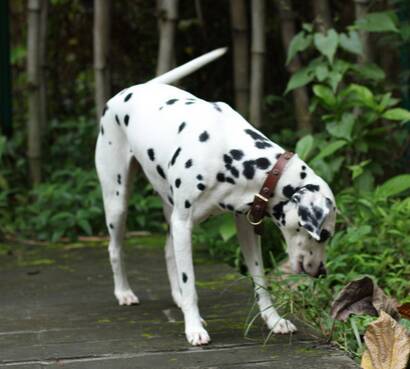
[115,289,140,306]
[185,326,211,346]
[267,318,297,334]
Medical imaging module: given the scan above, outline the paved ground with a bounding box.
[0,236,358,368]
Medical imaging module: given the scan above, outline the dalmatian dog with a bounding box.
[95,49,336,346]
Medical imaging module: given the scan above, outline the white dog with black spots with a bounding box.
[95,49,336,346]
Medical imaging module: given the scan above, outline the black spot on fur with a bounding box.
[102,105,108,116]
[170,147,182,166]
[178,122,186,133]
[156,165,166,179]
[255,157,271,169]
[230,149,244,160]
[212,102,222,112]
[255,141,272,149]
[255,261,259,266]
[302,165,306,170]
[305,184,320,192]
[109,141,112,145]
[124,115,129,126]
[184,200,191,208]
[196,174,203,180]
[245,129,266,141]
[124,92,133,102]
[185,159,193,168]
[319,229,331,243]
[115,115,120,126]
[273,201,287,220]
[223,154,233,164]
[147,148,155,161]
[100,125,104,135]
[166,98,178,105]
[276,153,281,159]
[170,185,173,194]
[219,202,226,209]
[283,185,299,198]
[199,131,209,142]
[226,177,235,184]
[313,206,324,220]
[281,218,286,226]
[216,173,225,182]
[185,101,195,105]
[226,204,234,211]
[243,160,255,179]
[116,191,119,196]
[182,273,188,283]
[109,223,114,229]
[175,178,181,188]
[197,183,206,191]
[117,174,122,185]
[168,195,174,205]
[230,166,239,178]
[300,172,307,179]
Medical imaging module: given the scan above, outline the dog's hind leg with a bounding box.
[95,121,139,306]
[162,203,182,308]
[235,214,297,334]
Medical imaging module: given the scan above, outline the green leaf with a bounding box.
[347,160,371,180]
[286,32,313,65]
[355,12,399,33]
[302,23,313,32]
[382,108,410,122]
[345,83,376,109]
[295,135,314,161]
[376,174,410,198]
[311,140,347,162]
[352,63,385,81]
[313,84,336,107]
[339,31,363,55]
[285,66,314,94]
[78,218,92,235]
[315,64,329,82]
[219,216,236,241]
[327,70,343,92]
[326,113,355,141]
[313,29,339,64]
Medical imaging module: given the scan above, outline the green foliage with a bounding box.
[269,185,410,358]
[285,18,410,192]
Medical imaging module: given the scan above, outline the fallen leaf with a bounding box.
[330,276,399,321]
[364,311,410,369]
[361,350,375,369]
[398,303,410,320]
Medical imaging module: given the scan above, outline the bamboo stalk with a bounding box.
[27,0,42,184]
[230,0,249,117]
[277,0,312,132]
[313,0,332,32]
[94,0,111,121]
[39,0,47,132]
[156,0,178,76]
[249,0,265,128]
[354,0,373,63]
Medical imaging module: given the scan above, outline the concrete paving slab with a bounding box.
[0,238,358,368]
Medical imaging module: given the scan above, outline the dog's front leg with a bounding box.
[170,211,210,346]
[235,214,297,334]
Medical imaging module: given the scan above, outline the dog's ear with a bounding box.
[292,189,332,241]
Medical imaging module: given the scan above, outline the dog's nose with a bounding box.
[316,262,327,278]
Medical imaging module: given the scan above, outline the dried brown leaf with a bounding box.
[330,276,399,321]
[361,350,375,369]
[398,303,410,320]
[364,311,410,369]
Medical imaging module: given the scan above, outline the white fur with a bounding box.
[95,51,336,346]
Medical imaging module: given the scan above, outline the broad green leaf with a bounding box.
[327,70,343,92]
[376,174,410,198]
[286,32,313,65]
[78,219,92,235]
[378,92,400,111]
[219,216,236,241]
[313,29,339,63]
[355,12,399,33]
[348,160,371,180]
[326,113,355,141]
[382,108,410,122]
[313,84,336,107]
[346,83,376,109]
[302,23,313,32]
[354,170,374,193]
[285,66,314,94]
[352,63,385,81]
[295,135,314,161]
[312,140,347,162]
[339,31,363,55]
[315,64,329,82]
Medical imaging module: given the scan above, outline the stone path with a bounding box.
[0,236,358,368]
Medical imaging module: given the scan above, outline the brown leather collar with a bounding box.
[246,151,294,234]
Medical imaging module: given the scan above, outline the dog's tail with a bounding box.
[147,47,227,85]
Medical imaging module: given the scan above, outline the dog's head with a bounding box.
[272,185,336,278]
